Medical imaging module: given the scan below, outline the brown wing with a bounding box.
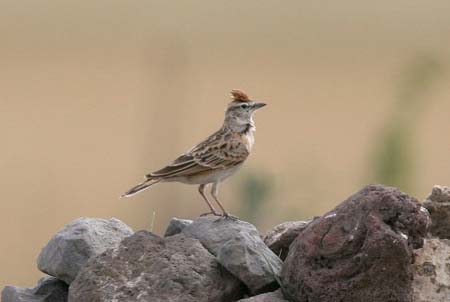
[146,129,249,179]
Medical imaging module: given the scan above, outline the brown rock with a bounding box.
[264,220,311,260]
[68,231,244,302]
[281,184,429,302]
[413,238,450,302]
[422,185,450,239]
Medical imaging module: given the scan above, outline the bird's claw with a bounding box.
[221,213,239,221]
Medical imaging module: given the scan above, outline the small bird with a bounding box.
[122,90,266,218]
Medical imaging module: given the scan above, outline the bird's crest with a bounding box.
[230,89,250,102]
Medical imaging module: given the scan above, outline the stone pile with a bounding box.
[2,184,449,302]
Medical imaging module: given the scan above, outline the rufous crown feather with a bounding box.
[230,89,250,102]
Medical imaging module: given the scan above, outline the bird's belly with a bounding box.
[171,164,243,185]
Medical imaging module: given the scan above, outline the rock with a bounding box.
[264,220,311,260]
[422,185,450,239]
[281,184,429,302]
[1,276,68,302]
[37,217,133,284]
[68,231,244,302]
[236,289,288,302]
[413,238,450,301]
[182,217,282,294]
[164,217,193,237]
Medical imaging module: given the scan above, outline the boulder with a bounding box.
[182,216,282,294]
[1,276,68,302]
[264,220,311,260]
[422,185,450,239]
[68,231,244,302]
[236,289,288,302]
[413,238,450,301]
[164,217,193,237]
[37,217,133,284]
[281,184,429,302]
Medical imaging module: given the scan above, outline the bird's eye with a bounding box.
[240,103,249,109]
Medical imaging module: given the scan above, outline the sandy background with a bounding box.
[1,0,449,289]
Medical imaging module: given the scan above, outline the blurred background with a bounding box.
[1,0,449,289]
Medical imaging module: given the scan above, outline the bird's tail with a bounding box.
[121,178,161,198]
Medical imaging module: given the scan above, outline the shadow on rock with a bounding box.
[2,277,68,302]
[182,216,283,295]
[264,220,312,260]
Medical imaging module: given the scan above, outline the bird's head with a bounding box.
[224,90,266,132]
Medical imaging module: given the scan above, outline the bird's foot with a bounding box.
[200,211,221,217]
[221,212,239,221]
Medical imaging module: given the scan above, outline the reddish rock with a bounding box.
[281,184,429,302]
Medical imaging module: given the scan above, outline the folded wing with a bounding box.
[146,129,249,180]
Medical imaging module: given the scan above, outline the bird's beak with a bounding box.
[252,102,267,110]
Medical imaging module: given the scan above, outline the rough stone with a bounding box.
[164,217,193,237]
[264,220,311,260]
[1,276,68,302]
[422,185,450,239]
[281,184,429,302]
[68,231,244,302]
[413,238,450,302]
[182,216,282,294]
[37,217,133,284]
[236,289,288,302]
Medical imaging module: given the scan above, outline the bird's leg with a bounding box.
[198,184,220,216]
[211,182,238,220]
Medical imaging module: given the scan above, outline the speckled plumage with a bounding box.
[122,90,266,217]
[146,128,251,182]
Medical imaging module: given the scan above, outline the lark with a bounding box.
[122,90,266,218]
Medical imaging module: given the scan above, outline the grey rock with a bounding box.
[1,276,68,302]
[164,217,193,237]
[37,217,133,284]
[68,231,244,302]
[281,184,429,302]
[264,220,311,260]
[182,216,282,294]
[413,238,450,302]
[422,185,450,239]
[236,290,288,302]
